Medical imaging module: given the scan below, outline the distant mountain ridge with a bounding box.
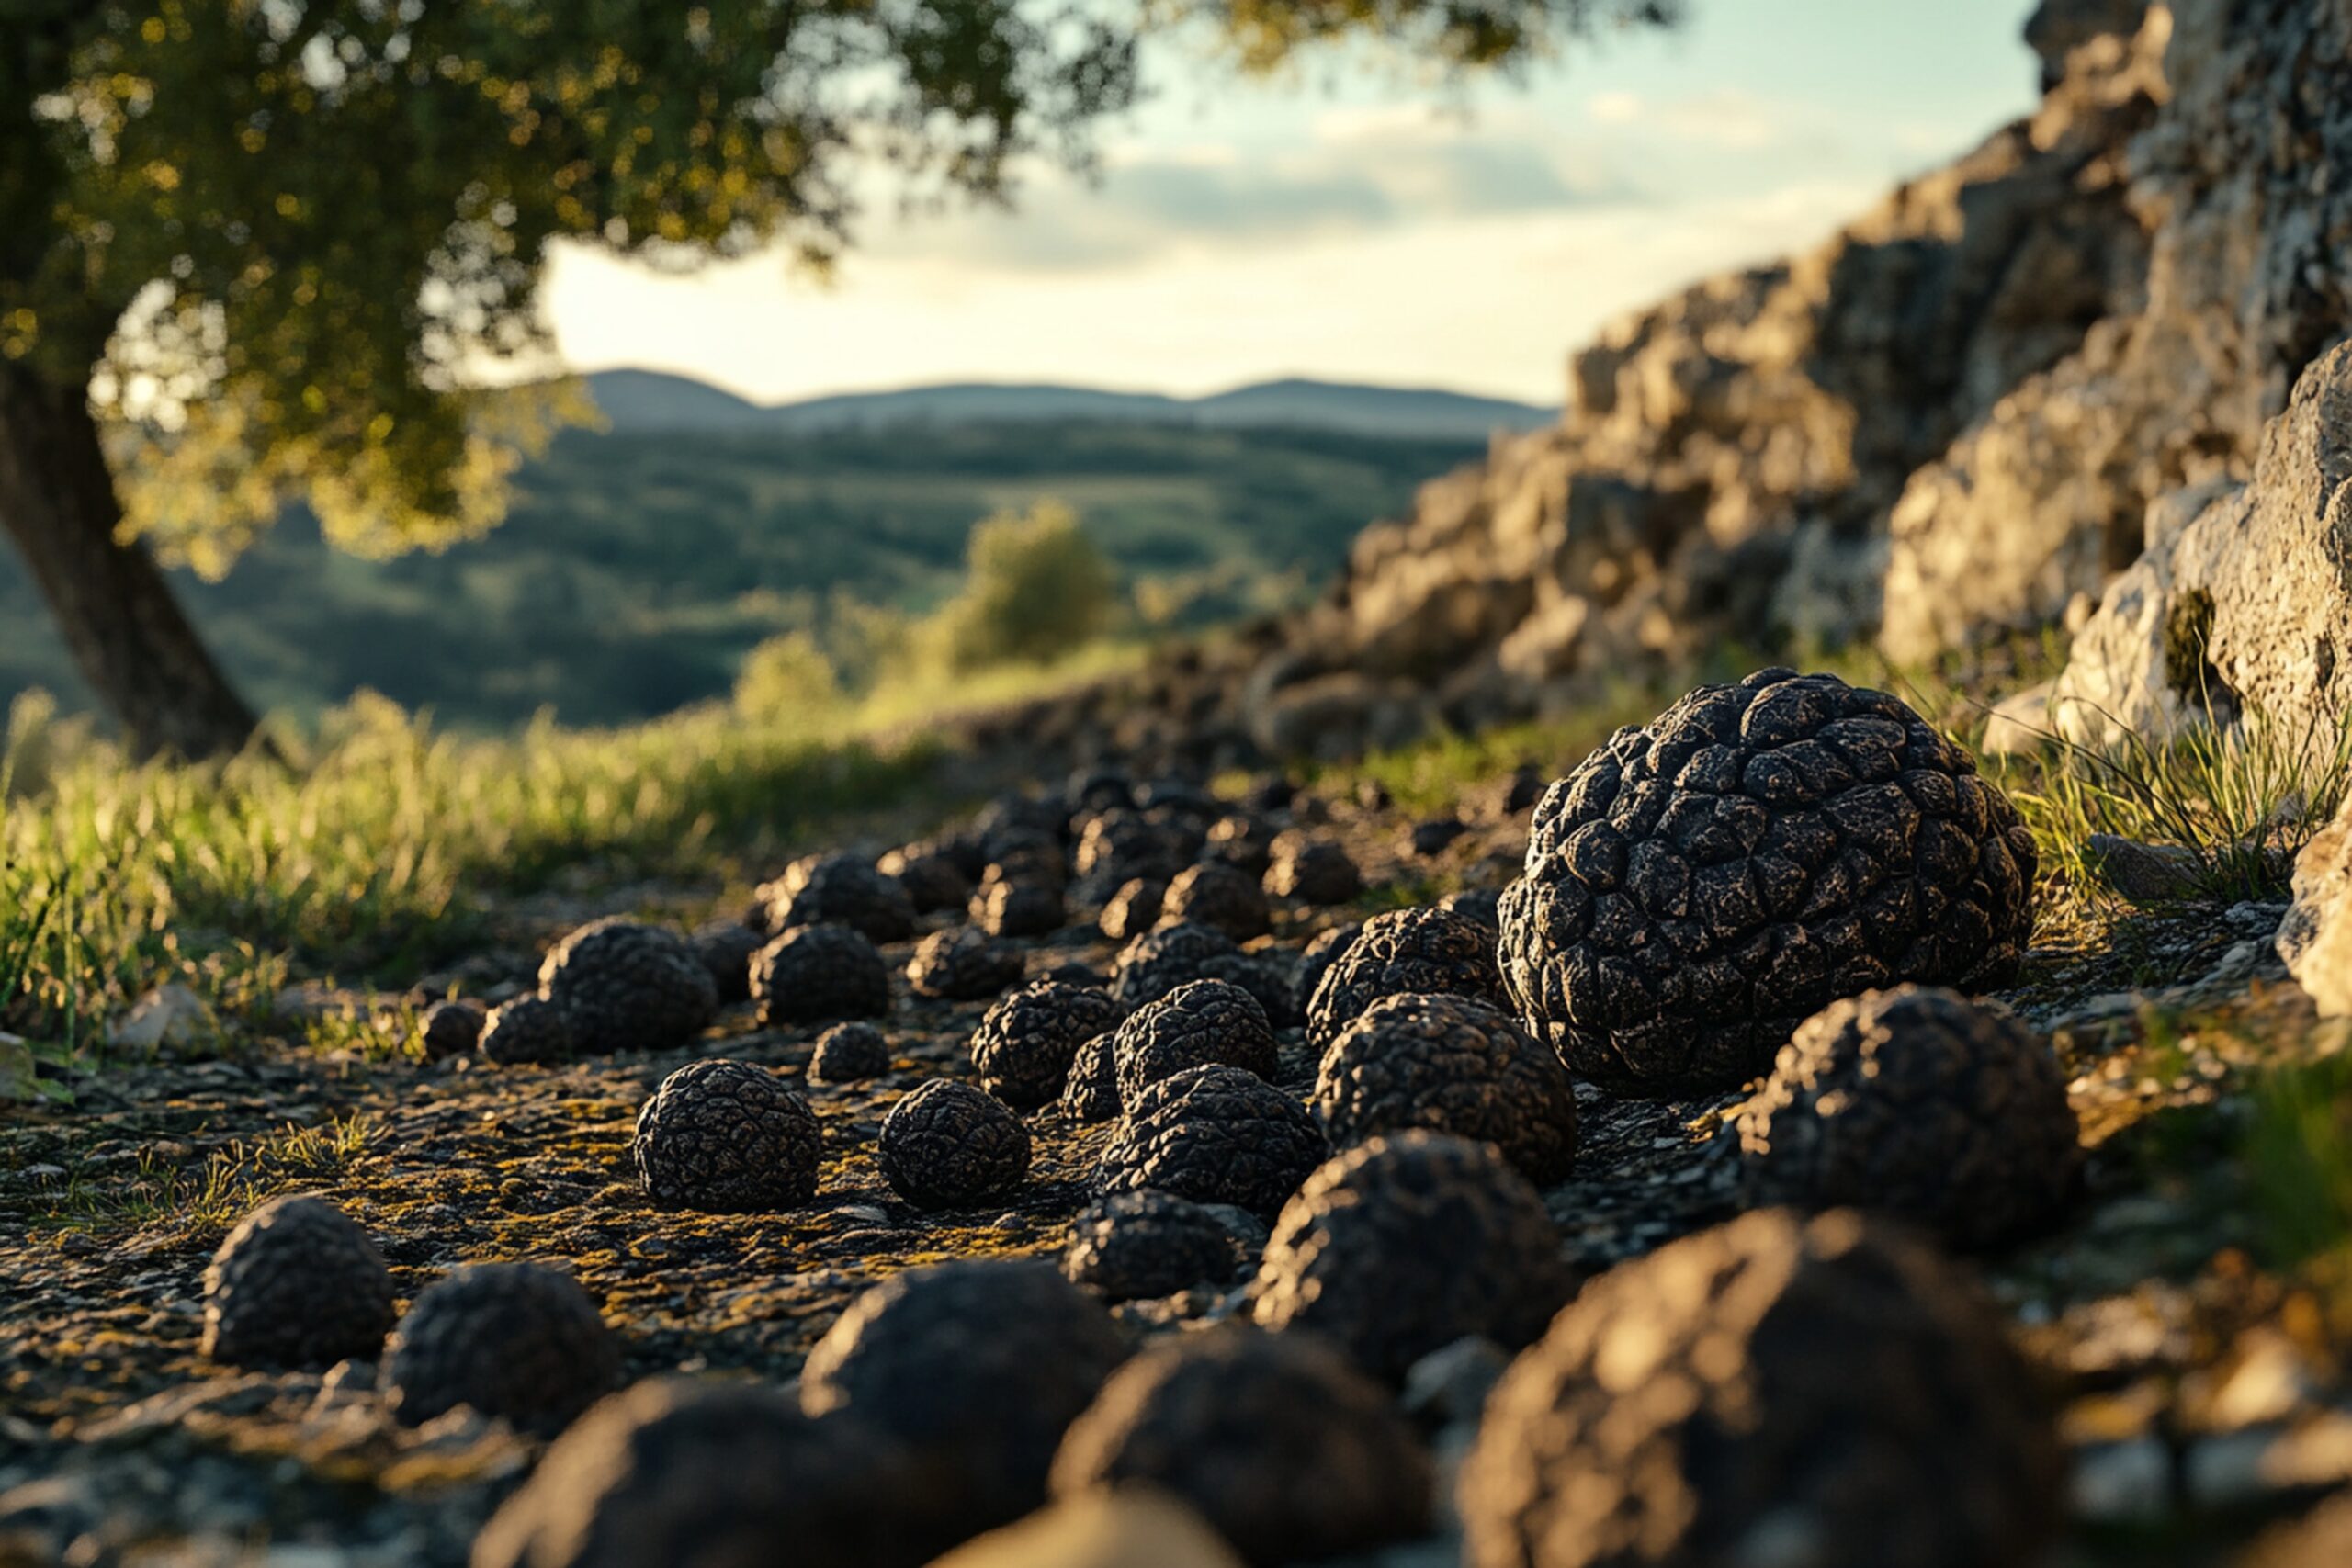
[583,367,1559,441]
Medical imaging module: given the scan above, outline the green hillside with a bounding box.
[0,419,1483,729]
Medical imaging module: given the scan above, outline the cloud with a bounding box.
[857,123,1620,274]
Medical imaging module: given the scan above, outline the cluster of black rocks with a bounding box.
[199,670,2112,1567]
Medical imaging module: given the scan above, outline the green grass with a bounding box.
[29,1112,377,1239]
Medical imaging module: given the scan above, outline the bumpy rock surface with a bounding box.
[768,853,919,944]
[1049,1324,1432,1567]
[971,872,1065,938]
[1252,1133,1573,1382]
[1295,922,1363,1018]
[1110,979,1278,1107]
[800,1260,1127,1546]
[752,923,891,1025]
[2282,788,2352,1017]
[809,1021,891,1083]
[1097,1064,1329,1217]
[1098,877,1168,942]
[1109,920,1241,1010]
[419,998,484,1060]
[1458,1208,2064,1568]
[908,927,1027,1000]
[480,995,574,1065]
[689,920,766,1005]
[1315,993,1579,1183]
[1073,811,1188,901]
[472,1376,922,1568]
[633,1059,823,1213]
[1198,951,1302,1032]
[1060,1190,1245,1302]
[876,1080,1031,1211]
[200,1195,396,1369]
[1498,669,2038,1094]
[1306,905,1505,1046]
[968,980,1123,1108]
[1204,812,1278,876]
[1264,831,1363,905]
[1736,986,2082,1249]
[1163,861,1272,941]
[1060,1028,1123,1125]
[879,843,972,915]
[539,918,719,1055]
[384,1263,623,1435]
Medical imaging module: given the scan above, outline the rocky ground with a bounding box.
[2,742,2350,1568]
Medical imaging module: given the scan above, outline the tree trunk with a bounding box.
[0,366,261,761]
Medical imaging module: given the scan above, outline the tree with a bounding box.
[0,0,1672,758]
[936,499,1114,669]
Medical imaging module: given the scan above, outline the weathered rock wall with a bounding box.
[1226,0,2352,759]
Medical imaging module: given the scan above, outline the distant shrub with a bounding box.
[933,501,1115,671]
[734,631,844,729]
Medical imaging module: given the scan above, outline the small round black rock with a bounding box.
[809,1021,891,1084]
[1062,1189,1244,1302]
[419,998,485,1061]
[202,1194,396,1370]
[1050,1323,1432,1567]
[473,1376,924,1568]
[753,923,891,1025]
[801,1259,1127,1549]
[385,1262,622,1435]
[1315,992,1579,1183]
[969,980,1123,1108]
[480,995,574,1065]
[633,1059,823,1213]
[1251,1132,1572,1382]
[1306,905,1503,1046]
[539,918,720,1055]
[906,926,1027,1000]
[876,1079,1031,1211]
[1097,1063,1329,1218]
[1736,985,2083,1249]
[1110,978,1278,1107]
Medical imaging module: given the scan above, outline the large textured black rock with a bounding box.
[473,1377,923,1568]
[1110,920,1240,1010]
[1111,978,1278,1107]
[479,995,574,1065]
[1204,812,1279,877]
[809,1021,891,1084]
[633,1059,823,1213]
[876,1079,1030,1211]
[1250,1133,1572,1382]
[539,918,719,1055]
[752,923,890,1025]
[201,1194,395,1369]
[385,1263,622,1435]
[1264,830,1363,905]
[907,926,1027,1000]
[1097,1064,1329,1217]
[1200,950,1302,1032]
[767,852,918,944]
[1061,1190,1245,1302]
[1736,986,2083,1249]
[1163,861,1272,942]
[800,1260,1127,1549]
[1498,669,2038,1095]
[1306,906,1504,1047]
[1458,1209,2064,1568]
[968,980,1123,1108]
[1050,1323,1431,1567]
[1315,993,1579,1184]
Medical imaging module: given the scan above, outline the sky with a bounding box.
[540,0,2042,407]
